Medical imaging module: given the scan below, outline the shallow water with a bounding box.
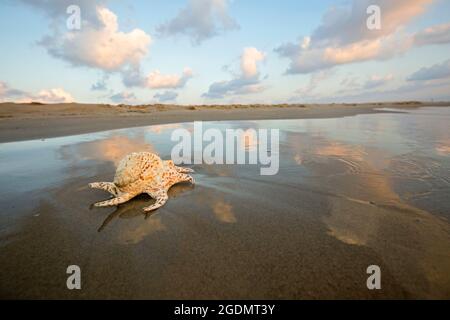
[0,107,449,299]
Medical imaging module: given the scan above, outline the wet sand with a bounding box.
[1,106,450,299]
[2,101,449,143]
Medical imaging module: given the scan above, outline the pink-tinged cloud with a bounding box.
[145,68,193,89]
[312,0,432,46]
[275,0,441,74]
[41,7,151,71]
[0,81,74,103]
[241,47,265,78]
[203,47,266,98]
[414,22,450,46]
[32,88,75,103]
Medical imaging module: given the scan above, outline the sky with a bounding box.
[0,0,449,105]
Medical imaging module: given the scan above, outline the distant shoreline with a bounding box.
[1,101,449,143]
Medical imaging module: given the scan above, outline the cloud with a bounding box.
[18,1,215,97]
[291,78,450,103]
[154,91,178,102]
[275,0,440,74]
[407,59,450,81]
[110,91,136,104]
[145,68,193,89]
[275,34,410,75]
[312,0,432,46]
[0,81,74,103]
[24,2,193,93]
[121,66,194,90]
[413,23,450,46]
[295,70,334,97]
[21,1,153,88]
[338,73,393,94]
[363,74,394,89]
[203,47,265,99]
[0,81,27,99]
[121,65,145,87]
[40,6,151,71]
[34,88,75,103]
[203,77,264,99]
[19,0,106,24]
[291,72,394,103]
[336,78,450,102]
[91,74,109,91]
[340,75,360,88]
[241,47,265,78]
[156,0,238,44]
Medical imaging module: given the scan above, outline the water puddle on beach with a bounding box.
[0,106,449,299]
